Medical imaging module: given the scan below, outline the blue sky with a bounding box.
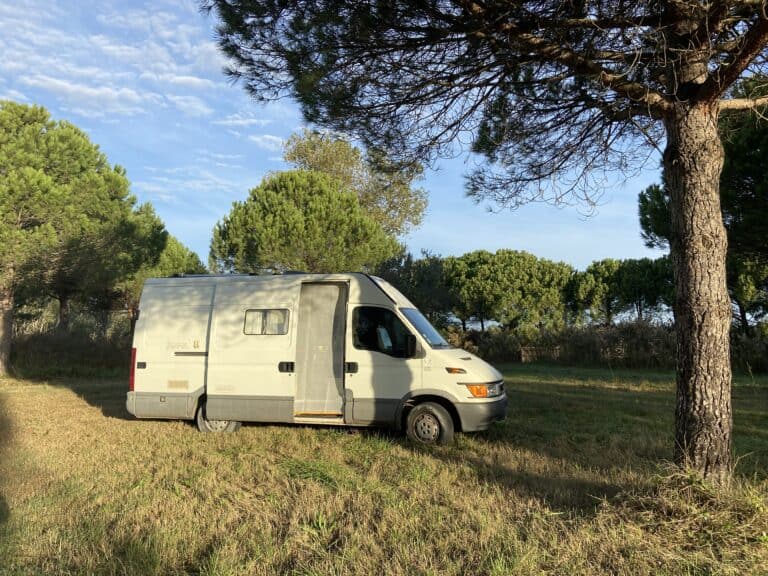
[0,0,665,270]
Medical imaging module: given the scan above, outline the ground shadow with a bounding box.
[26,376,133,420]
[0,392,13,543]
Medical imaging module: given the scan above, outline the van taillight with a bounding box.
[129,347,136,391]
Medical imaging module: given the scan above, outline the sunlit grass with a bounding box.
[0,365,766,575]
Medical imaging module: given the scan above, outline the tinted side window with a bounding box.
[353,307,411,358]
[243,309,289,335]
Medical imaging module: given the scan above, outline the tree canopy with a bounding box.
[209,170,399,273]
[284,129,428,237]
[0,101,166,371]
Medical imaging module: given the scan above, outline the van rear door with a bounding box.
[132,283,214,419]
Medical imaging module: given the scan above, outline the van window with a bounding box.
[243,309,289,335]
[353,307,411,358]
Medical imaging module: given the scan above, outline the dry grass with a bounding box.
[0,366,766,575]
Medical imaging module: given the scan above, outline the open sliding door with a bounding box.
[294,282,347,417]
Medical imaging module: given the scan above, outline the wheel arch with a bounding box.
[396,391,462,433]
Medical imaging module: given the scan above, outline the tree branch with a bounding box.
[719,94,768,110]
[513,32,673,114]
[702,15,768,101]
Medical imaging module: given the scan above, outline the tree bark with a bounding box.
[58,295,71,332]
[735,299,751,337]
[0,289,13,377]
[664,102,733,484]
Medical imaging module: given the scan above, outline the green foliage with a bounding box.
[0,101,167,338]
[638,82,768,329]
[637,184,669,250]
[615,257,673,321]
[575,259,622,325]
[209,170,399,273]
[384,250,670,333]
[495,250,574,334]
[116,235,207,315]
[375,249,451,324]
[443,250,501,330]
[283,129,428,237]
[0,102,64,294]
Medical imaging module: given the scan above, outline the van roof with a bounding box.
[143,273,414,307]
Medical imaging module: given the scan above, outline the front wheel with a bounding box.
[196,400,241,433]
[406,402,454,445]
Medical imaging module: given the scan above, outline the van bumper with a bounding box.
[126,392,136,417]
[456,395,507,432]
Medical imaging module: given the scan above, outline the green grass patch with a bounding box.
[0,366,766,575]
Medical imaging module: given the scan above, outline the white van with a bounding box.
[126,273,507,444]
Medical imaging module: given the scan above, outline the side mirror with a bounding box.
[406,334,418,358]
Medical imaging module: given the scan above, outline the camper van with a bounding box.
[126,273,507,444]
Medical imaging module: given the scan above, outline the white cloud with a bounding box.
[209,152,244,160]
[248,134,284,152]
[88,34,147,61]
[166,94,214,117]
[0,88,29,102]
[213,112,272,128]
[19,75,162,116]
[139,72,215,90]
[134,165,254,206]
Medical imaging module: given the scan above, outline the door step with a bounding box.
[293,414,345,425]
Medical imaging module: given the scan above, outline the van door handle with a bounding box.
[344,362,358,374]
[278,361,295,373]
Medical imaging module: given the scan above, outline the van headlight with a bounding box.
[462,381,504,398]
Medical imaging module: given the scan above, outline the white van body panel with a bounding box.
[126,273,507,432]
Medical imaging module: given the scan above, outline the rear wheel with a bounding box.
[196,399,240,433]
[406,402,454,445]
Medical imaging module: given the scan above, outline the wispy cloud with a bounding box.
[0,88,29,102]
[134,164,257,206]
[166,94,213,117]
[248,134,284,152]
[139,72,215,90]
[212,112,272,128]
[19,75,162,116]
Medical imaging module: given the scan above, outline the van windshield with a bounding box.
[400,308,452,349]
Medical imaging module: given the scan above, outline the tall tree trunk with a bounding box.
[58,295,71,332]
[735,299,751,337]
[0,289,13,377]
[664,102,732,483]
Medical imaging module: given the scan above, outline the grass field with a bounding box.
[0,365,766,575]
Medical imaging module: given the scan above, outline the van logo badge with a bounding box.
[193,339,200,350]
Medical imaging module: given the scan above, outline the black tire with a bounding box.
[406,402,454,445]
[196,399,241,433]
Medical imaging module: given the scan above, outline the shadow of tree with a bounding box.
[386,382,674,514]
[0,391,13,550]
[20,377,133,421]
[61,378,132,420]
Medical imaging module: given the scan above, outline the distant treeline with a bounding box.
[377,249,674,331]
[375,250,768,373]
